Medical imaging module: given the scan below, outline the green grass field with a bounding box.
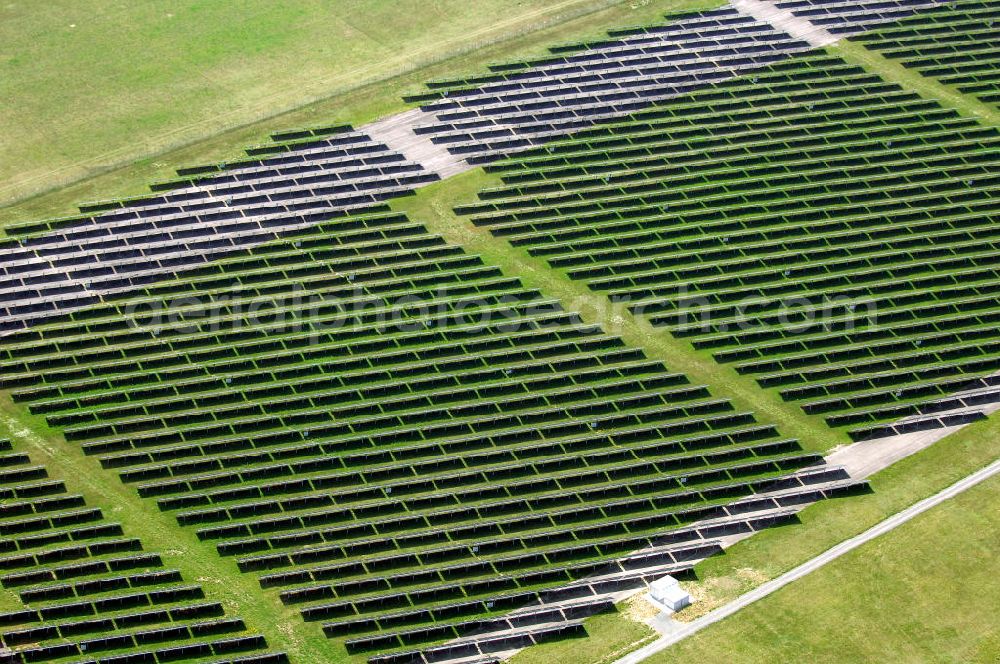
[656,472,1000,663]
[0,0,719,224]
[1,0,585,206]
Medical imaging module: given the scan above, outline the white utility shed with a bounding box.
[649,575,691,612]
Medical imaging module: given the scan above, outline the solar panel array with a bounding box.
[456,50,1000,442]
[852,0,1000,110]
[774,0,949,35]
[409,6,814,164]
[1,1,983,662]
[0,126,437,335]
[0,206,867,661]
[0,2,950,339]
[0,439,286,664]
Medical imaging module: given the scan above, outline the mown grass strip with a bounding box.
[831,39,1000,128]
[393,171,849,455]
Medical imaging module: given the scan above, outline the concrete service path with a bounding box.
[732,0,839,47]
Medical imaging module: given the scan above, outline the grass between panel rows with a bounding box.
[391,171,850,455]
[511,598,659,664]
[829,40,1000,128]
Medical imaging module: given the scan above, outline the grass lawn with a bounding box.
[0,0,720,224]
[510,599,658,664]
[655,464,1000,663]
